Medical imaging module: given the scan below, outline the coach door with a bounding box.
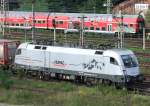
[107,24,112,32]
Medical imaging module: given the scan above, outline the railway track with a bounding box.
[10,74,150,96]
[128,75,150,96]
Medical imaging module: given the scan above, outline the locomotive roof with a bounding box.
[7,11,140,19]
[18,42,133,56]
[106,48,133,56]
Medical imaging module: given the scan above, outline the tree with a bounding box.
[145,10,150,23]
[17,0,107,13]
[18,0,48,12]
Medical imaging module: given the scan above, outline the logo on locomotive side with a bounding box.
[82,59,104,70]
[53,60,66,67]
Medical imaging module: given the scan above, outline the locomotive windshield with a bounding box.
[121,55,138,68]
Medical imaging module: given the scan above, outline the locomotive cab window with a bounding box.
[16,49,21,55]
[95,51,103,55]
[110,57,118,65]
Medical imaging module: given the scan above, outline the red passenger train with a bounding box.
[0,11,145,34]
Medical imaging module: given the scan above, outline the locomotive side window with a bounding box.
[95,51,103,55]
[42,46,47,50]
[110,57,118,65]
[16,49,21,55]
[34,46,41,49]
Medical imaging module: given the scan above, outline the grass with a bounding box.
[0,77,150,106]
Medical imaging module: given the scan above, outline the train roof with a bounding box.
[0,39,19,43]
[6,11,140,19]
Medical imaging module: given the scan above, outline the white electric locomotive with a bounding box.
[14,42,143,86]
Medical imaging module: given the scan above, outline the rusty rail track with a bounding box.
[129,75,150,96]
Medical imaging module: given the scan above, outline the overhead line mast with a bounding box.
[32,0,35,42]
[0,0,9,39]
[78,15,87,47]
[107,0,112,14]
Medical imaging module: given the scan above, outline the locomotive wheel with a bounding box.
[43,72,51,81]
[85,80,92,86]
[102,79,112,86]
[114,82,123,89]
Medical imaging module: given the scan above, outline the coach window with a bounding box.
[38,20,41,24]
[43,20,46,23]
[110,57,118,65]
[84,27,88,30]
[130,24,133,27]
[90,27,94,30]
[59,21,63,24]
[96,27,100,30]
[16,49,21,55]
[124,24,128,28]
[6,22,9,25]
[16,24,19,26]
[102,27,106,31]
[20,24,24,26]
[33,20,36,23]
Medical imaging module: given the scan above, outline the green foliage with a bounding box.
[16,0,106,13]
[0,70,14,89]
[16,69,26,79]
[0,80,150,106]
[18,0,49,12]
[145,10,150,23]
